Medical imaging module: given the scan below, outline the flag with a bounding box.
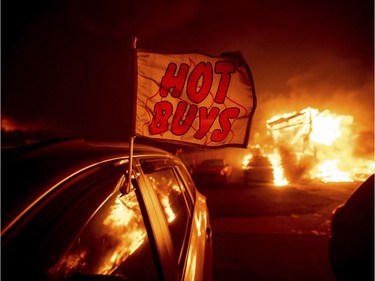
[135,50,257,148]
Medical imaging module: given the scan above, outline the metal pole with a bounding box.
[126,36,138,194]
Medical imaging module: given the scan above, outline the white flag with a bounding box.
[136,50,257,148]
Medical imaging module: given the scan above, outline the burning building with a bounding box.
[245,107,374,184]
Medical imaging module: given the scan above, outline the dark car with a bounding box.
[243,154,274,183]
[328,174,374,281]
[1,138,212,281]
[192,159,232,185]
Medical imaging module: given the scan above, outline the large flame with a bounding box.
[268,152,289,186]
[244,107,374,185]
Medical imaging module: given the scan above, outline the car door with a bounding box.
[137,156,212,281]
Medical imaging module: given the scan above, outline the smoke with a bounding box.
[353,130,375,159]
[276,144,316,182]
[287,57,373,120]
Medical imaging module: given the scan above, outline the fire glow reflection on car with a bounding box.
[2,139,213,281]
[148,175,179,223]
[99,193,146,274]
[160,195,177,223]
[48,184,147,276]
[184,193,210,281]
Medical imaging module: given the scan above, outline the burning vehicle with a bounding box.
[242,145,274,184]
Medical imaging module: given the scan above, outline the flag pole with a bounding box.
[126,36,138,194]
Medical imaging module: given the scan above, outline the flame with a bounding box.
[310,108,343,145]
[268,153,289,186]
[241,154,252,169]
[263,107,375,183]
[314,159,353,182]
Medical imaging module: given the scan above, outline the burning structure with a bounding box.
[243,107,374,185]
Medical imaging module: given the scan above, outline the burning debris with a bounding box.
[243,107,374,184]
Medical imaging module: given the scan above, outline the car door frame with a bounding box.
[132,155,180,281]
[133,154,212,281]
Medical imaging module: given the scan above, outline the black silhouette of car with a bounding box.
[1,138,212,281]
[192,159,232,185]
[328,174,374,281]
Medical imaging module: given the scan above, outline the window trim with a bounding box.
[138,156,196,278]
[133,157,179,281]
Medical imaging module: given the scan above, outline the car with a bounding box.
[1,138,213,281]
[192,158,232,185]
[328,174,374,281]
[243,154,274,183]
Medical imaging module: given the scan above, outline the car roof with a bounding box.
[1,138,173,230]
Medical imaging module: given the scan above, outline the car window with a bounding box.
[175,161,196,204]
[48,186,159,281]
[143,163,192,266]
